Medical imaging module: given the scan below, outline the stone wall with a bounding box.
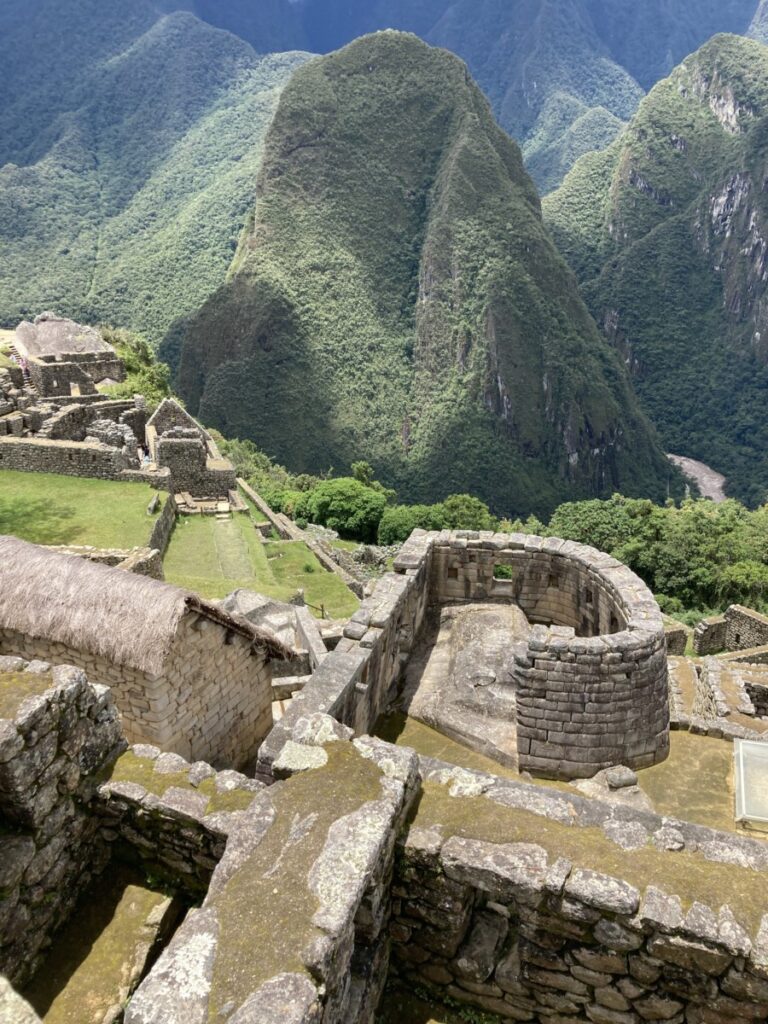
[156,433,235,498]
[124,728,419,1024]
[0,611,272,770]
[391,757,768,1024]
[725,605,768,651]
[159,613,273,769]
[97,745,265,896]
[147,493,177,556]
[257,544,432,776]
[37,398,136,441]
[0,657,124,986]
[28,359,97,398]
[663,618,688,656]
[45,544,164,579]
[0,436,133,478]
[259,531,670,782]
[694,615,728,655]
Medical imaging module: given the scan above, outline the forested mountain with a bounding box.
[296,0,761,192]
[177,32,676,517]
[0,1,309,339]
[545,34,768,507]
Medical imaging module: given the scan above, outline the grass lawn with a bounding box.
[0,470,159,548]
[164,514,359,619]
[0,329,15,368]
[330,538,360,552]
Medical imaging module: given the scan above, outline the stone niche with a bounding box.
[428,533,670,780]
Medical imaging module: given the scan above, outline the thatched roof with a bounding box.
[14,313,114,360]
[0,537,291,675]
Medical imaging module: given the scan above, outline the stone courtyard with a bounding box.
[3,529,768,1024]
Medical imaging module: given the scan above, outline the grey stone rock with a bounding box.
[154,752,189,775]
[605,766,638,790]
[442,837,548,906]
[309,796,396,938]
[188,761,216,786]
[293,713,353,747]
[638,886,684,933]
[602,820,649,852]
[0,976,40,1024]
[452,910,508,983]
[273,741,328,779]
[227,973,321,1023]
[651,826,685,852]
[593,919,644,953]
[124,907,219,1024]
[132,744,161,761]
[717,905,752,957]
[161,786,209,822]
[565,869,640,916]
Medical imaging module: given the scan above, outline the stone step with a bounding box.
[272,675,311,701]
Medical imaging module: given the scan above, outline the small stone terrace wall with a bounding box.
[0,657,124,986]
[0,435,133,478]
[260,531,669,782]
[391,757,768,1024]
[125,726,420,1024]
[694,616,728,655]
[147,492,177,556]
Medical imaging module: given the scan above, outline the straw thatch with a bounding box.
[0,536,291,676]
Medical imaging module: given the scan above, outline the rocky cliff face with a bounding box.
[178,32,676,517]
[545,34,768,504]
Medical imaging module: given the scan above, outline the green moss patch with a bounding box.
[413,782,768,935]
[102,751,256,816]
[0,671,52,722]
[208,742,383,1020]
[24,866,174,1024]
[638,731,737,834]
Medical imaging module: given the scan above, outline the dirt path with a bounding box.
[667,454,727,502]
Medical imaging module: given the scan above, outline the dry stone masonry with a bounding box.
[262,531,670,781]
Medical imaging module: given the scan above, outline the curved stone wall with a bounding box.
[430,532,670,779]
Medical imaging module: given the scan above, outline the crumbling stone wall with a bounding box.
[28,359,98,398]
[0,611,272,770]
[258,543,431,775]
[147,493,177,556]
[36,398,136,441]
[0,658,124,986]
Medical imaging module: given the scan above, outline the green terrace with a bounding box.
[0,470,160,548]
[163,513,359,619]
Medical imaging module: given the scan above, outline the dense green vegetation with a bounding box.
[298,0,761,190]
[0,3,308,341]
[545,34,768,507]
[520,493,768,624]
[181,32,677,518]
[99,327,172,408]
[0,471,159,548]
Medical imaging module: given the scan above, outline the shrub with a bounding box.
[377,504,447,545]
[298,478,387,542]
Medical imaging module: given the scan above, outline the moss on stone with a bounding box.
[413,781,768,935]
[101,752,256,816]
[0,671,53,722]
[23,865,173,1024]
[207,742,384,1021]
[638,731,736,834]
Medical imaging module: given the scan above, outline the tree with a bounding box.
[297,478,387,541]
[440,494,496,531]
[378,504,448,545]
